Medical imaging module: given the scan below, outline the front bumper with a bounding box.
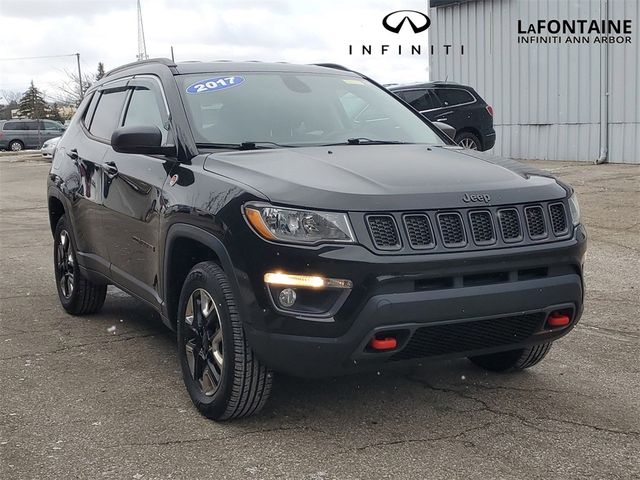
[237,225,586,377]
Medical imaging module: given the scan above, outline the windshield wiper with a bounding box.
[323,138,411,146]
[196,141,292,150]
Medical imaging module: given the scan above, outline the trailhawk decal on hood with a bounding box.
[185,75,245,94]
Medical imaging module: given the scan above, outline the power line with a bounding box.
[0,53,78,62]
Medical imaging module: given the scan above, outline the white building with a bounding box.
[429,0,639,164]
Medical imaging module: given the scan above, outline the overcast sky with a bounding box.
[0,0,430,101]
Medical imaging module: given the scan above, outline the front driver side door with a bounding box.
[101,76,175,309]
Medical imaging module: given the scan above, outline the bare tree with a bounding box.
[53,62,106,106]
[0,89,23,103]
[53,68,95,106]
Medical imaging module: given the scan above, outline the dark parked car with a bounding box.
[0,118,65,151]
[389,81,495,151]
[48,59,585,420]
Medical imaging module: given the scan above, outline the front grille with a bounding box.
[549,203,568,235]
[366,215,401,249]
[437,213,466,247]
[525,206,547,239]
[363,201,570,253]
[469,211,495,245]
[391,312,545,361]
[403,214,435,249]
[497,208,522,242]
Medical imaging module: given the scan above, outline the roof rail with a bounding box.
[104,58,176,78]
[312,63,352,72]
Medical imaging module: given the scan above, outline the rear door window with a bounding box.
[43,120,63,131]
[396,89,441,111]
[3,121,24,130]
[89,89,128,141]
[24,121,39,131]
[434,88,474,107]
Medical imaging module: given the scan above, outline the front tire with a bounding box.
[53,216,107,315]
[468,343,553,372]
[177,261,272,420]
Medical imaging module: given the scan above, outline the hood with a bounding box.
[203,144,566,211]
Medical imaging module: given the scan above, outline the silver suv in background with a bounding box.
[0,119,65,151]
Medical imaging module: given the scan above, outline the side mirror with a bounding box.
[432,121,456,141]
[111,125,174,155]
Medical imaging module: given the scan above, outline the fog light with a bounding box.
[278,288,297,308]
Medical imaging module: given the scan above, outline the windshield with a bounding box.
[178,72,445,148]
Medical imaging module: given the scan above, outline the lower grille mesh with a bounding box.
[391,313,545,361]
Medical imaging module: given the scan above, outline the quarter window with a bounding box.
[89,89,127,141]
[83,92,100,129]
[434,88,474,107]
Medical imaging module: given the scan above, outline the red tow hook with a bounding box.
[547,312,571,328]
[369,336,397,351]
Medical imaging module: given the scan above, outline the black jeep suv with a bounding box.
[48,59,586,420]
[389,81,495,151]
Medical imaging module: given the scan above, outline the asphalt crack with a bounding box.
[403,376,639,437]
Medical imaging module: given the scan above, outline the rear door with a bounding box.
[42,120,65,141]
[101,76,174,308]
[431,87,477,132]
[394,88,441,117]
[24,120,41,149]
[62,82,128,271]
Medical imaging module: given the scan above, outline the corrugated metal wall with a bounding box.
[429,0,639,164]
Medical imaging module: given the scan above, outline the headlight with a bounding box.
[244,203,355,245]
[568,192,581,226]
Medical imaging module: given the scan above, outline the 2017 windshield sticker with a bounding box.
[186,76,245,94]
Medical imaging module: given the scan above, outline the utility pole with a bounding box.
[76,53,83,99]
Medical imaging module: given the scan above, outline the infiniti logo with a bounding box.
[462,193,491,203]
[382,10,431,34]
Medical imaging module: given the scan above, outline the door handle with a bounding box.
[436,118,448,121]
[103,161,119,178]
[67,148,78,160]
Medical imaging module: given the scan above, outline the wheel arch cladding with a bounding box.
[163,224,241,329]
[48,196,65,235]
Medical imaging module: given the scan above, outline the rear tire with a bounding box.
[9,140,24,152]
[468,343,553,372]
[455,132,481,150]
[53,216,107,315]
[177,261,273,420]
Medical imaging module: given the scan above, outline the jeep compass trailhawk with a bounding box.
[48,59,586,420]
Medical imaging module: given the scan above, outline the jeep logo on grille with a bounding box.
[462,193,491,203]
